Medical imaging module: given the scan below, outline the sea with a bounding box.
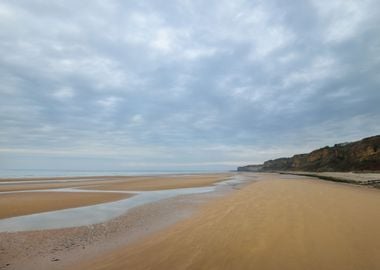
[0,169,228,178]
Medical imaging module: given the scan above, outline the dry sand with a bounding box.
[0,192,131,219]
[2,173,380,270]
[282,171,380,186]
[76,174,380,270]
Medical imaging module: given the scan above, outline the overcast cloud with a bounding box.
[1,0,380,171]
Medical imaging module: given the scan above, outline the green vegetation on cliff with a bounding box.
[238,135,380,172]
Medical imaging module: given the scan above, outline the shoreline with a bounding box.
[277,171,380,188]
[75,173,380,270]
[0,173,251,269]
[0,192,132,219]
[1,192,216,270]
[2,173,380,269]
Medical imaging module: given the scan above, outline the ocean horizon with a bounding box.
[0,169,230,179]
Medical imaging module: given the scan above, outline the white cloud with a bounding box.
[53,87,74,100]
[283,56,340,87]
[296,113,380,147]
[210,3,295,59]
[123,11,219,60]
[51,56,128,90]
[0,0,379,170]
[96,96,123,108]
[130,114,144,125]
[278,52,298,64]
[311,0,374,43]
[183,47,217,60]
[252,25,294,59]
[151,28,176,53]
[0,2,13,18]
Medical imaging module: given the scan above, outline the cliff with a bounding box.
[237,164,263,172]
[238,135,380,172]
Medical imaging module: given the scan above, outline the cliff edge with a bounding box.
[238,135,380,172]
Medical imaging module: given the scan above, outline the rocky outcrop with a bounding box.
[239,135,380,172]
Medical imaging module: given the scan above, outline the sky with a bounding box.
[1,0,380,171]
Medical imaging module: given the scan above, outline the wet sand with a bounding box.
[0,176,108,182]
[0,173,236,269]
[76,174,380,270]
[2,173,380,270]
[0,192,131,219]
[0,173,232,192]
[0,185,225,270]
[85,174,232,191]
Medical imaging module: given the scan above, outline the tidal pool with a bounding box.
[0,174,252,232]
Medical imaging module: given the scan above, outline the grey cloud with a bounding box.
[0,0,380,170]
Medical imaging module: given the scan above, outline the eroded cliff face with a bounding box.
[239,135,380,172]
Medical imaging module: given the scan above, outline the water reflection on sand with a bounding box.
[0,174,252,232]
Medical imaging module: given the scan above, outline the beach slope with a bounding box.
[76,174,380,270]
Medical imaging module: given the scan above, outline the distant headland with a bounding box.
[238,135,380,172]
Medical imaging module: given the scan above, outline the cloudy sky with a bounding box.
[1,0,380,171]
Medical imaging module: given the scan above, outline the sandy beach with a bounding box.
[85,174,232,191]
[280,172,380,187]
[0,192,131,219]
[0,173,236,269]
[1,173,380,270]
[76,174,380,270]
[0,174,232,192]
[2,1,379,269]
